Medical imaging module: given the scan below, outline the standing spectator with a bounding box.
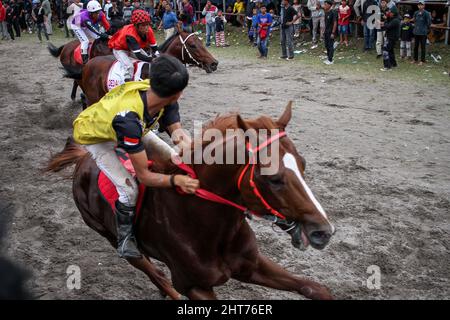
[323,0,337,65]
[307,0,324,46]
[280,0,300,60]
[411,0,431,65]
[0,0,10,40]
[215,9,227,47]
[248,6,257,45]
[61,0,71,37]
[41,0,51,34]
[17,0,27,33]
[5,0,15,40]
[122,0,134,24]
[202,0,217,47]
[256,4,272,58]
[246,0,256,36]
[132,0,140,11]
[399,13,413,59]
[380,8,399,71]
[180,0,193,32]
[233,0,245,28]
[108,0,123,28]
[292,0,301,38]
[7,0,21,38]
[32,0,49,42]
[375,0,388,58]
[338,0,350,46]
[158,2,177,39]
[67,0,83,36]
[355,0,376,52]
[104,0,113,20]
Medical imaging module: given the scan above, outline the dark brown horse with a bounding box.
[64,30,218,107]
[48,38,112,101]
[46,104,334,299]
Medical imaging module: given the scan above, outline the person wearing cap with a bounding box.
[109,9,160,82]
[411,0,431,65]
[400,13,413,59]
[70,0,111,64]
[323,0,337,65]
[380,8,400,71]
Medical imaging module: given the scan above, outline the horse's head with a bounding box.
[236,102,335,251]
[163,26,218,73]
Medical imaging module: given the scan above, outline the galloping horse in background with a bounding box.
[46,104,335,300]
[65,30,218,107]
[48,37,112,101]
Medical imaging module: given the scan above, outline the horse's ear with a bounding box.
[236,114,250,131]
[276,101,293,130]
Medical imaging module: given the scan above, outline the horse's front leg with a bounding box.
[186,287,217,300]
[234,254,333,300]
[126,256,181,300]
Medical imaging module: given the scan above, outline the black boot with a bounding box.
[115,201,142,258]
[81,53,89,65]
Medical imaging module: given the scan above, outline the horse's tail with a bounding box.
[63,65,83,80]
[45,137,87,174]
[47,42,64,58]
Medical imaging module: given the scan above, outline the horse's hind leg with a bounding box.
[233,254,333,300]
[71,80,78,101]
[127,256,181,300]
[186,287,217,300]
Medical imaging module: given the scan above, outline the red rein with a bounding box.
[176,131,287,220]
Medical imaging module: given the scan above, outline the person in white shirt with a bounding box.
[67,0,83,35]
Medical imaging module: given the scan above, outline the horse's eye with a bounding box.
[268,175,285,187]
[190,44,197,49]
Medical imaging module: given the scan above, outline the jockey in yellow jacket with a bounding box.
[73,55,199,259]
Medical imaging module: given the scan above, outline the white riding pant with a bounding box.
[84,131,177,207]
[113,49,134,79]
[71,25,99,54]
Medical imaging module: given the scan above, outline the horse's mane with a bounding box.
[159,31,180,52]
[187,113,278,153]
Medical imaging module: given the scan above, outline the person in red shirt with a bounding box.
[0,1,9,40]
[108,9,160,81]
[338,0,351,46]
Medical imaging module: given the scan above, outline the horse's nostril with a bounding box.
[310,231,331,243]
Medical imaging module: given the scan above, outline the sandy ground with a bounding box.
[0,39,449,300]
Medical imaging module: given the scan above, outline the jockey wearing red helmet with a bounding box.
[109,9,160,81]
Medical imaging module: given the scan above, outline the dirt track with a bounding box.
[0,39,449,300]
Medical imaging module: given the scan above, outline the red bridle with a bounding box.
[176,131,287,220]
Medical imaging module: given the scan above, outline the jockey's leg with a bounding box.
[113,49,134,82]
[72,26,90,64]
[84,142,142,259]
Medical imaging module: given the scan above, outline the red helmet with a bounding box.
[131,10,151,26]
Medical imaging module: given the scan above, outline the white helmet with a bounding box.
[87,0,102,13]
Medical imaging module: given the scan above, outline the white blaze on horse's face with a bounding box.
[282,153,334,231]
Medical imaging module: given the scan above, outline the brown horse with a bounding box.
[64,30,218,107]
[46,104,334,300]
[48,38,112,101]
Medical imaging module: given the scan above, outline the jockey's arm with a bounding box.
[113,112,199,193]
[85,20,107,38]
[126,36,153,62]
[100,13,111,31]
[128,151,199,194]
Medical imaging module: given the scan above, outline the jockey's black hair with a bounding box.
[150,55,189,98]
